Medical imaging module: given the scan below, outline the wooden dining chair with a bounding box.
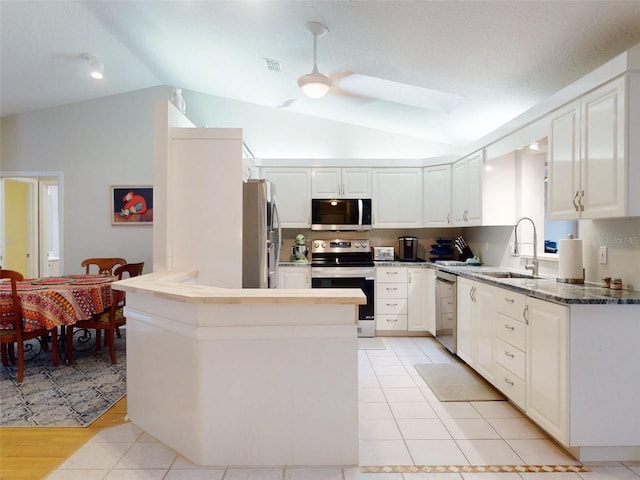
[0,270,59,383]
[66,262,143,364]
[81,257,127,275]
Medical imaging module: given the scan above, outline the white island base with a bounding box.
[114,271,364,467]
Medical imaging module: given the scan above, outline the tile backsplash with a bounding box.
[282,217,640,291]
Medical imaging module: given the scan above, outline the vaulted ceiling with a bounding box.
[2,1,640,148]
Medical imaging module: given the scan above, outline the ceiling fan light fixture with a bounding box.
[82,52,104,80]
[298,66,332,99]
[298,21,331,99]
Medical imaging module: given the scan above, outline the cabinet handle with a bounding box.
[579,190,585,212]
[504,350,515,358]
[447,212,450,224]
[386,303,398,307]
[504,377,515,386]
[463,210,468,222]
[523,305,529,325]
[386,287,398,291]
[572,190,580,212]
[504,324,515,331]
[386,318,399,322]
[386,271,398,275]
[504,297,514,303]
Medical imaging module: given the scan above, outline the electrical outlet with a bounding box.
[599,246,608,264]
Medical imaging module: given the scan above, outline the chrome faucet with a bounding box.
[513,216,539,276]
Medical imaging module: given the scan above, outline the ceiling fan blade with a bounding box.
[336,74,463,113]
[277,98,297,109]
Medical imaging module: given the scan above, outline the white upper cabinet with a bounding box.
[372,168,423,228]
[548,75,628,219]
[423,164,452,227]
[451,152,483,226]
[261,168,311,228]
[311,168,371,198]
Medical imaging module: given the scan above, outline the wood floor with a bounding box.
[0,396,128,480]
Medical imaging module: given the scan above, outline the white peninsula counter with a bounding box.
[112,270,365,467]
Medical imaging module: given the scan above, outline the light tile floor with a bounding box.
[46,337,640,480]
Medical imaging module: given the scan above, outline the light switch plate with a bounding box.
[599,246,608,264]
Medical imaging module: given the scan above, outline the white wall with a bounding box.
[1,87,167,274]
[182,90,453,159]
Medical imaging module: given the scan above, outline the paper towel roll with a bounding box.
[558,238,583,281]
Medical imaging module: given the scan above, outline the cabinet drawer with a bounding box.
[494,362,525,410]
[376,314,408,331]
[377,283,408,299]
[377,298,408,315]
[496,291,526,320]
[495,338,525,380]
[495,312,526,351]
[376,267,408,283]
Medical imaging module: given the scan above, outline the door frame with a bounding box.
[0,171,64,277]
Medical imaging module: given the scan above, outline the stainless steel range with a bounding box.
[310,239,375,338]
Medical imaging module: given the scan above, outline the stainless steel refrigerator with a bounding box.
[242,179,281,288]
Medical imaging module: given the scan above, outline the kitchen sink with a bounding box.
[480,271,541,279]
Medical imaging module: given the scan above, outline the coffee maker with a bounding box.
[290,233,309,262]
[398,236,419,261]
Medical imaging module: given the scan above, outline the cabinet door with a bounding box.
[456,277,474,364]
[372,168,423,228]
[277,266,310,289]
[526,297,568,444]
[311,168,341,198]
[473,283,496,383]
[465,153,484,225]
[407,268,429,331]
[425,269,436,336]
[342,168,372,197]
[581,76,626,218]
[262,168,311,228]
[423,164,451,227]
[451,153,483,226]
[547,101,581,220]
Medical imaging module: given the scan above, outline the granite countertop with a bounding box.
[279,261,311,267]
[437,265,640,305]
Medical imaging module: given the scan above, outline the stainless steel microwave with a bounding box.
[311,198,372,231]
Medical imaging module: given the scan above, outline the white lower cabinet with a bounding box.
[376,266,432,333]
[493,289,527,410]
[458,281,569,445]
[525,297,568,444]
[376,266,408,331]
[456,278,496,383]
[277,266,311,289]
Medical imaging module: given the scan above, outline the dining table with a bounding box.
[0,274,115,332]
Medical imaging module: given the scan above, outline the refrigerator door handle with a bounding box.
[272,198,282,288]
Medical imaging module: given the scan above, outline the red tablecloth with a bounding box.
[0,274,114,332]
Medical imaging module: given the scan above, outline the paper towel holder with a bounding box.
[556,234,585,284]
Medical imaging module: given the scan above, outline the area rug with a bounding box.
[0,330,126,427]
[414,362,505,402]
[358,337,387,350]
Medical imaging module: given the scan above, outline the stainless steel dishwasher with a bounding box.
[435,270,457,354]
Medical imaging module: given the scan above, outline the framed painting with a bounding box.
[111,185,153,225]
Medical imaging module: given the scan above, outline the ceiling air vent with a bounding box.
[264,58,282,73]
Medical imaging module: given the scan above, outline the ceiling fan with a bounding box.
[291,21,464,113]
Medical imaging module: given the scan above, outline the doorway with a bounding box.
[1,175,61,277]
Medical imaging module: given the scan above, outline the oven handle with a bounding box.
[311,267,375,280]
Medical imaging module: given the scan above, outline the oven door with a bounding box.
[311,267,375,337]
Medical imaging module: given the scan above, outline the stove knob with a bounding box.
[321,242,326,248]
[313,242,320,248]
